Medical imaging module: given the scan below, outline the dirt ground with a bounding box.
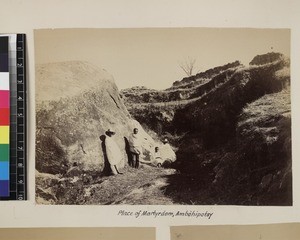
[36,163,179,205]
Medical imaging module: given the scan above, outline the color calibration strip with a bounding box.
[0,36,10,197]
[0,34,26,200]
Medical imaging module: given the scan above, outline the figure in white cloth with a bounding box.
[160,138,176,166]
[104,129,123,175]
[152,146,164,167]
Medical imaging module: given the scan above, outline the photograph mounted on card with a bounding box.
[34,28,291,206]
[171,223,300,240]
[0,227,155,240]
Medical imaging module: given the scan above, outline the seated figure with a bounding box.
[160,138,176,165]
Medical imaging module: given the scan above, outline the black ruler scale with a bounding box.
[0,34,27,200]
[16,34,27,200]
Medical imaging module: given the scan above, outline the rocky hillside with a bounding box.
[124,52,292,205]
[35,53,292,206]
[249,52,284,66]
[121,61,243,105]
[172,55,289,147]
[170,60,242,89]
[121,61,244,139]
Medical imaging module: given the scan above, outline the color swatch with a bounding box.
[0,36,10,197]
[0,34,27,200]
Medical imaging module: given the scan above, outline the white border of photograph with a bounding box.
[0,0,299,232]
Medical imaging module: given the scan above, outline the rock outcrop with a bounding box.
[122,61,243,139]
[249,52,284,66]
[121,61,243,105]
[36,61,155,175]
[168,53,291,205]
[171,60,242,89]
[173,56,289,148]
[36,52,292,206]
[123,52,292,205]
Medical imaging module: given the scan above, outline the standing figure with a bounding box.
[104,129,123,175]
[128,128,143,169]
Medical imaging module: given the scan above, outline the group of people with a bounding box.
[104,127,176,175]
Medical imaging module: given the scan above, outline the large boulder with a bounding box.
[36,61,154,174]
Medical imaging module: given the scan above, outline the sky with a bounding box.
[35,28,290,90]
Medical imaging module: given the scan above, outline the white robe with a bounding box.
[153,151,164,165]
[160,143,176,162]
[128,133,143,154]
[105,136,122,166]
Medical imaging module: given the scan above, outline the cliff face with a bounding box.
[36,61,153,175]
[173,56,288,148]
[169,53,291,205]
[123,52,292,205]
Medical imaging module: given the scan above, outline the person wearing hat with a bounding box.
[105,128,123,175]
[128,128,143,169]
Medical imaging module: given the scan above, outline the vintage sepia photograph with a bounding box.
[35,28,291,205]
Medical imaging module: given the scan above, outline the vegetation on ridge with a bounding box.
[36,53,292,205]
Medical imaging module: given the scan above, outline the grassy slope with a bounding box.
[165,86,291,205]
[124,67,241,142]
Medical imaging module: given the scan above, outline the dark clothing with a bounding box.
[131,152,140,169]
[128,156,134,168]
[162,159,172,168]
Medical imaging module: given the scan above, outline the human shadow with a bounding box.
[99,135,111,176]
